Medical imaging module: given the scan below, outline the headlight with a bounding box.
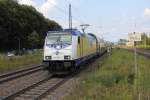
[64,56,71,60]
[45,56,51,60]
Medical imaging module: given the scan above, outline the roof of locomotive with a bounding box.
[47,29,102,42]
[87,33,98,41]
[47,29,82,36]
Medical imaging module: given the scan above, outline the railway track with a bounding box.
[127,48,150,58]
[0,54,106,100]
[1,57,91,100]
[135,49,150,58]
[0,64,43,84]
[2,71,79,100]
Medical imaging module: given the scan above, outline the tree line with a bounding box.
[0,0,62,52]
[139,33,150,46]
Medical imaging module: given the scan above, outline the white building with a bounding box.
[126,32,141,46]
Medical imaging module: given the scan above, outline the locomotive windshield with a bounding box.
[46,33,72,44]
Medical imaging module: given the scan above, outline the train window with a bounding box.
[78,37,80,44]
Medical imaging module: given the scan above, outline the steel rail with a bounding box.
[2,76,53,100]
[2,68,82,100]
[0,64,43,84]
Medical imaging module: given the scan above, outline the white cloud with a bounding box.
[18,0,57,17]
[18,0,36,6]
[144,8,150,18]
[39,0,57,17]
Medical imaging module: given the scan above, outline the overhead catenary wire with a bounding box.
[48,0,102,33]
[47,0,85,28]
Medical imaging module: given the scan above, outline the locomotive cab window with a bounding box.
[46,33,72,45]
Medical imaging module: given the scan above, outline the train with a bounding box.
[43,29,110,73]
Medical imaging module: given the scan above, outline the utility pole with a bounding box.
[133,24,141,100]
[69,4,72,29]
[19,38,21,54]
[144,34,146,48]
[134,32,137,75]
[15,37,21,55]
[80,24,90,33]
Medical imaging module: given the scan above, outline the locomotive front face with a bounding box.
[44,32,72,61]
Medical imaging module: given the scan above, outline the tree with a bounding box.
[27,31,40,49]
[0,0,62,51]
[47,19,62,31]
[141,33,148,45]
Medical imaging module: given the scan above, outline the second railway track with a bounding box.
[126,48,150,58]
[0,64,44,84]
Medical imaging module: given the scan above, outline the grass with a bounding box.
[65,49,150,100]
[0,50,43,74]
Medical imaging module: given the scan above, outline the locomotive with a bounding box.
[43,29,108,73]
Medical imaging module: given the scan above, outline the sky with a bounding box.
[18,0,150,42]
